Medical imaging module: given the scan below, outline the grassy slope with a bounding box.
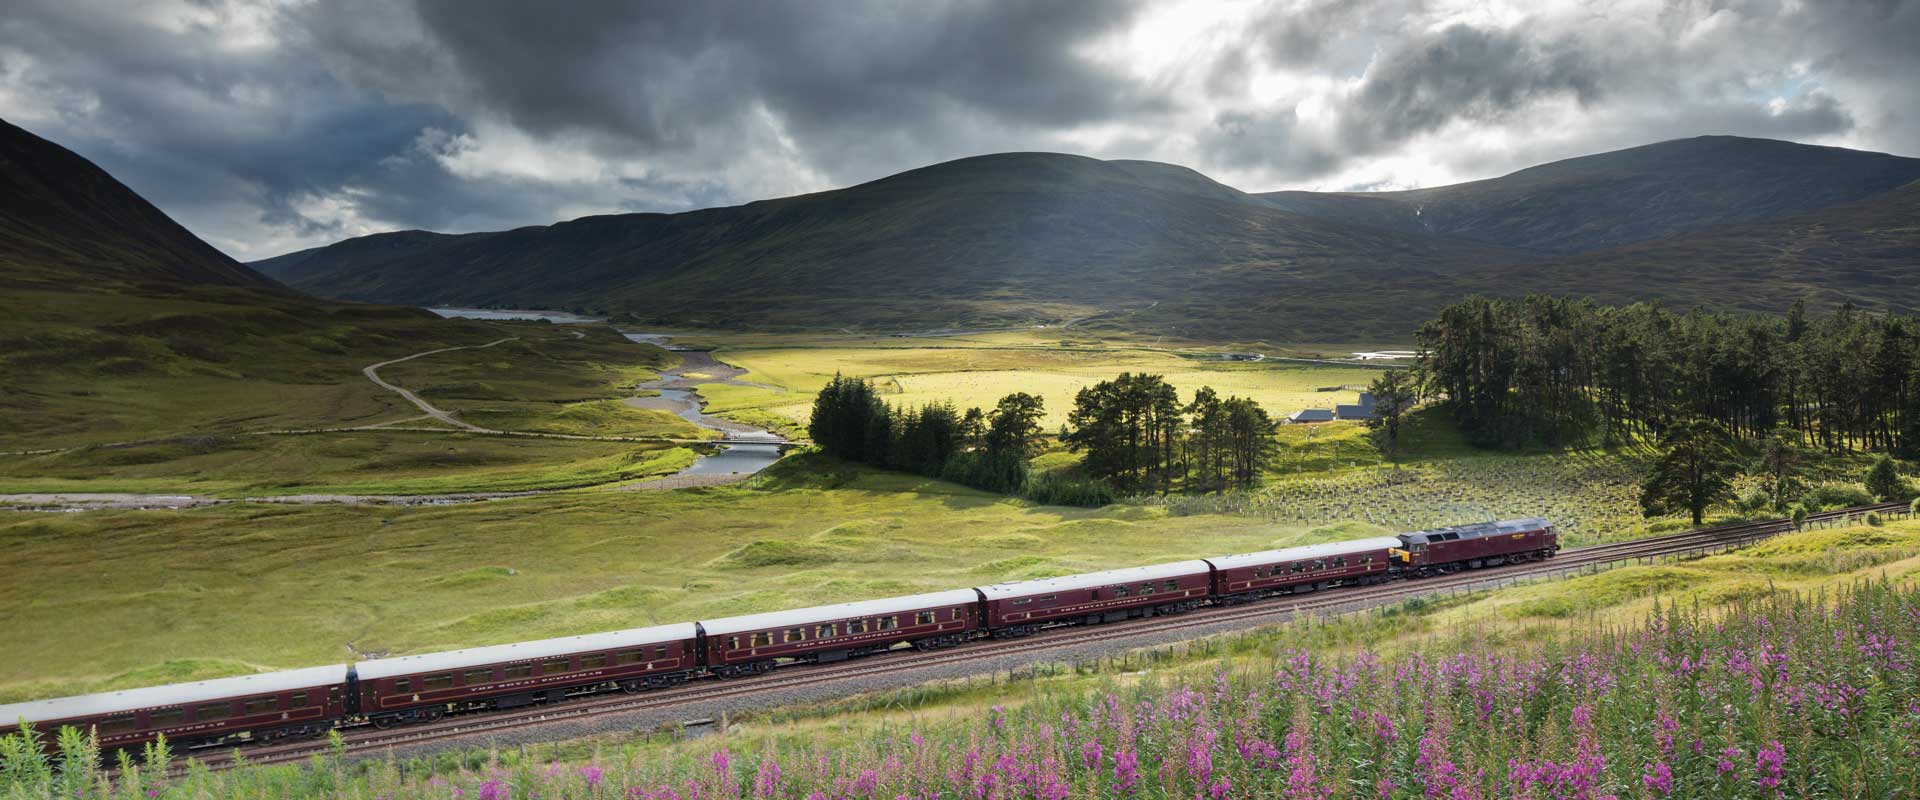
[0,322,704,495]
[1471,180,1920,316]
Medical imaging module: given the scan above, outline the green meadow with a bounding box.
[0,455,1363,703]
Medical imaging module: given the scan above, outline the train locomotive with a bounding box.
[0,518,1555,752]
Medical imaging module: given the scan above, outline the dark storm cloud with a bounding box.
[1,0,1917,257]
[1341,24,1604,149]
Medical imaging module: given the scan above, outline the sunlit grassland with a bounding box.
[0,455,1373,703]
[0,288,506,450]
[680,329,1386,430]
[0,322,706,494]
[0,432,693,496]
[375,326,703,439]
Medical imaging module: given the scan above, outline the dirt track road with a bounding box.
[360,337,518,432]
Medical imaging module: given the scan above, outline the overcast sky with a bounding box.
[2,0,1915,260]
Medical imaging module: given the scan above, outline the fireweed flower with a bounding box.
[1755,740,1785,796]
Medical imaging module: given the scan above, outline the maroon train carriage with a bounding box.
[1205,536,1404,602]
[1395,517,1559,576]
[699,589,981,677]
[978,560,1213,637]
[0,664,346,752]
[351,622,699,726]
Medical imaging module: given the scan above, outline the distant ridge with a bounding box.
[254,135,1920,340]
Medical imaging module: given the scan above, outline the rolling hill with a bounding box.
[0,118,499,448]
[1259,135,1920,254]
[255,136,1920,341]
[255,152,1529,340]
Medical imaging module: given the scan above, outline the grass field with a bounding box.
[0,321,705,495]
[0,432,693,496]
[675,328,1387,430]
[0,455,1381,703]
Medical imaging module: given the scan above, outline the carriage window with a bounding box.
[1291,563,1306,573]
[784,627,806,643]
[952,608,964,620]
[196,703,231,722]
[242,696,278,715]
[581,654,607,669]
[877,616,898,631]
[149,709,183,727]
[1312,560,1326,571]
[1361,555,1372,563]
[847,620,867,633]
[1011,598,1032,606]
[1253,567,1266,577]
[916,611,936,625]
[1115,585,1131,597]
[1038,594,1057,602]
[99,716,138,734]
[424,674,454,690]
[1333,557,1346,568]
[466,669,495,684]
[1165,580,1179,591]
[1139,583,1155,595]
[542,659,571,674]
[290,692,309,709]
[752,632,775,647]
[817,624,837,638]
[503,665,533,679]
[620,650,647,664]
[654,645,670,657]
[393,678,411,693]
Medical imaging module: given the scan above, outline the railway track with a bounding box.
[179,502,1906,771]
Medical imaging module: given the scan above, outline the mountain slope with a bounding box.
[1259,136,1920,253]
[258,136,1920,341]
[1474,179,1920,313]
[256,152,1527,340]
[0,119,281,291]
[0,118,503,448]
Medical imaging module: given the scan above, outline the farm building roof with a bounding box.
[1204,537,1406,570]
[976,560,1212,600]
[1287,409,1336,422]
[355,622,700,680]
[1334,404,1373,419]
[0,664,347,726]
[700,589,982,636]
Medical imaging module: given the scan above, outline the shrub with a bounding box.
[1802,483,1875,511]
[1021,473,1117,508]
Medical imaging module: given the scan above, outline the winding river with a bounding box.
[621,332,787,478]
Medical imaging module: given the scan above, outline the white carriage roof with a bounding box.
[1205,537,1406,570]
[355,622,699,680]
[976,560,1212,600]
[0,664,346,726]
[700,589,982,636]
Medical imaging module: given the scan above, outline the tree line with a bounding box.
[1418,295,1920,454]
[807,371,1289,503]
[1062,373,1278,494]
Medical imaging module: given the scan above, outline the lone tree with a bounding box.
[1366,369,1418,455]
[1865,455,1910,501]
[1640,418,1741,525]
[984,392,1046,457]
[1754,426,1808,510]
